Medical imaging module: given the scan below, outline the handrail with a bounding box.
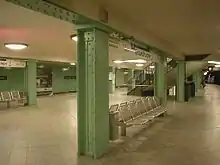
[127,59,177,95]
[126,61,155,85]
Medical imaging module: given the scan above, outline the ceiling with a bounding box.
[40,0,220,60]
[0,1,149,69]
[104,0,220,56]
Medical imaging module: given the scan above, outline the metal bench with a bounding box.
[8,91,19,108]
[114,96,166,136]
[18,91,28,105]
[0,93,8,110]
[11,91,27,106]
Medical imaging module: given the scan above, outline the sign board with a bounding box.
[0,76,7,80]
[0,59,26,68]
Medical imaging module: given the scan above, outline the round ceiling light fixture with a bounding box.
[70,34,78,42]
[4,43,28,50]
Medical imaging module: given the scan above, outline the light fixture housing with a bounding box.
[208,61,220,65]
[124,47,136,52]
[113,60,123,64]
[149,65,155,69]
[136,63,144,67]
[4,43,28,50]
[71,34,78,42]
[125,59,146,63]
[70,62,76,66]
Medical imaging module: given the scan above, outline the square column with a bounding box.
[155,55,167,105]
[25,60,37,105]
[77,28,109,158]
[176,61,186,102]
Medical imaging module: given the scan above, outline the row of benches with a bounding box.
[0,91,28,110]
[109,96,167,138]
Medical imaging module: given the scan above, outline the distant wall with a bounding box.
[52,66,77,93]
[0,68,25,91]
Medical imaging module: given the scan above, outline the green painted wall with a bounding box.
[52,66,77,93]
[0,68,25,91]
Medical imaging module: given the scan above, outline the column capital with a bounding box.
[76,24,110,34]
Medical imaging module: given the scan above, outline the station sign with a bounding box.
[0,59,26,68]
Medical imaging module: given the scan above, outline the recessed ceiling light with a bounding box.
[208,61,220,64]
[62,68,69,71]
[38,65,44,69]
[149,65,155,69]
[125,59,146,63]
[70,62,76,66]
[113,60,123,64]
[71,34,78,42]
[136,63,144,67]
[4,43,28,50]
[124,48,136,52]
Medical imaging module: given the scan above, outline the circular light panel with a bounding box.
[4,43,28,50]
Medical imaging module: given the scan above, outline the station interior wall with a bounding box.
[0,64,77,93]
[0,63,127,93]
[0,67,25,91]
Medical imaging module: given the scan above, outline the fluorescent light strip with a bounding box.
[113,60,123,64]
[208,61,220,65]
[124,47,136,52]
[125,59,147,63]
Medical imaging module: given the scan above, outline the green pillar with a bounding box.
[26,60,37,105]
[176,61,186,102]
[155,55,167,105]
[77,27,109,158]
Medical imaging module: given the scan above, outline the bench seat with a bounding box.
[112,96,167,136]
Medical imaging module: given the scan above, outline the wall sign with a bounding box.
[0,59,26,68]
[0,76,7,80]
[64,76,76,79]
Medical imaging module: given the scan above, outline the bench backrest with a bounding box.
[142,97,152,112]
[153,96,161,107]
[136,99,147,114]
[148,97,156,109]
[19,91,27,99]
[11,91,20,100]
[0,94,3,101]
[109,104,119,112]
[119,102,132,122]
[129,100,140,118]
[1,91,11,101]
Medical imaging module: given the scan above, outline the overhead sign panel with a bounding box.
[0,59,26,68]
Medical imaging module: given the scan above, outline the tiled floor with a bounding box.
[0,89,139,165]
[1,85,220,165]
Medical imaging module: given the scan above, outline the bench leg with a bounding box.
[120,126,126,136]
